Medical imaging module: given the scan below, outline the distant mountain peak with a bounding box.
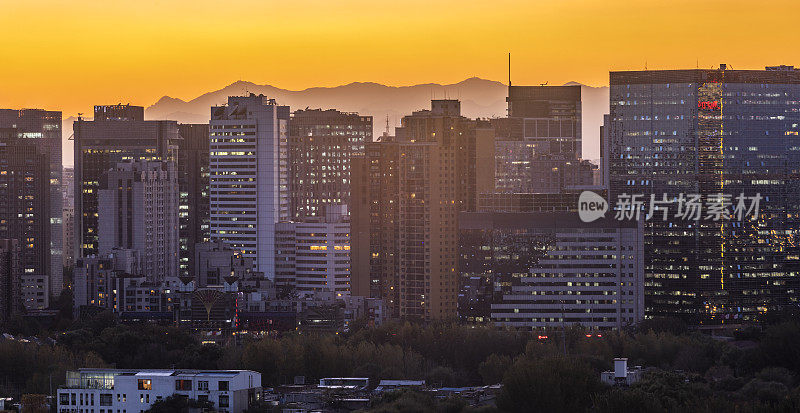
[153,95,186,105]
[227,80,258,88]
[457,77,505,86]
[63,77,607,167]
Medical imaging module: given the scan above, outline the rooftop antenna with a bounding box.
[508,52,511,87]
[540,81,548,86]
[644,60,648,70]
[385,114,390,135]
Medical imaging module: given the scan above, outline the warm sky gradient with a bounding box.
[1,0,800,116]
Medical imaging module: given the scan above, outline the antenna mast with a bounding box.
[508,52,511,87]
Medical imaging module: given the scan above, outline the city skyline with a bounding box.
[3,0,800,117]
[5,2,800,410]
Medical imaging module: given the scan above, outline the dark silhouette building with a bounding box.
[504,85,582,158]
[0,109,63,300]
[177,124,210,280]
[0,239,22,322]
[0,128,52,310]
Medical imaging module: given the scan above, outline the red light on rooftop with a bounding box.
[698,101,720,110]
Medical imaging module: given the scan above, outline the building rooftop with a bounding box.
[611,65,800,85]
[73,368,256,377]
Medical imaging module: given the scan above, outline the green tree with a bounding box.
[146,395,215,412]
[591,388,664,413]
[497,357,601,413]
[478,354,511,385]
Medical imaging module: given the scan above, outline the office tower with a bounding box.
[467,212,644,330]
[177,124,211,280]
[209,95,290,278]
[505,85,582,158]
[607,65,800,323]
[461,189,607,323]
[494,145,597,193]
[193,241,258,288]
[0,239,22,323]
[74,105,180,260]
[490,85,593,195]
[0,128,52,310]
[275,205,351,298]
[0,109,63,297]
[62,167,75,270]
[289,109,371,219]
[97,160,179,282]
[351,139,458,320]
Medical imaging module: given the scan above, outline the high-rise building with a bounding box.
[489,85,592,195]
[351,139,458,320]
[494,147,596,193]
[352,100,486,320]
[0,239,22,323]
[607,65,800,323]
[472,213,644,330]
[0,109,63,297]
[62,167,75,270]
[394,100,482,212]
[462,188,609,323]
[177,124,211,280]
[505,85,582,158]
[289,109,371,219]
[275,205,351,298]
[97,160,179,282]
[0,128,52,309]
[209,95,290,279]
[74,105,180,260]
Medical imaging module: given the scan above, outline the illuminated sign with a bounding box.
[698,101,720,110]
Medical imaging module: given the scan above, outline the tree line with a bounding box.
[4,309,800,411]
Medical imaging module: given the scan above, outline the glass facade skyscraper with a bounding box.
[607,65,800,324]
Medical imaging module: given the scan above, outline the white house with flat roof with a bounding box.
[56,369,261,413]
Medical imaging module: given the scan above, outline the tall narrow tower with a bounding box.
[209,95,290,279]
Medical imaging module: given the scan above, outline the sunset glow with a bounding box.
[2,0,798,115]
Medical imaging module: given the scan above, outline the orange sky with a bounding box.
[1,0,799,117]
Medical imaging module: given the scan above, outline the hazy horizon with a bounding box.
[54,77,609,167]
[4,0,799,115]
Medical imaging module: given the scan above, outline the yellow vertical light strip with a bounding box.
[719,71,725,294]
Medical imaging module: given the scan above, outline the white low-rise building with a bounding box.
[57,369,261,413]
[600,358,644,386]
